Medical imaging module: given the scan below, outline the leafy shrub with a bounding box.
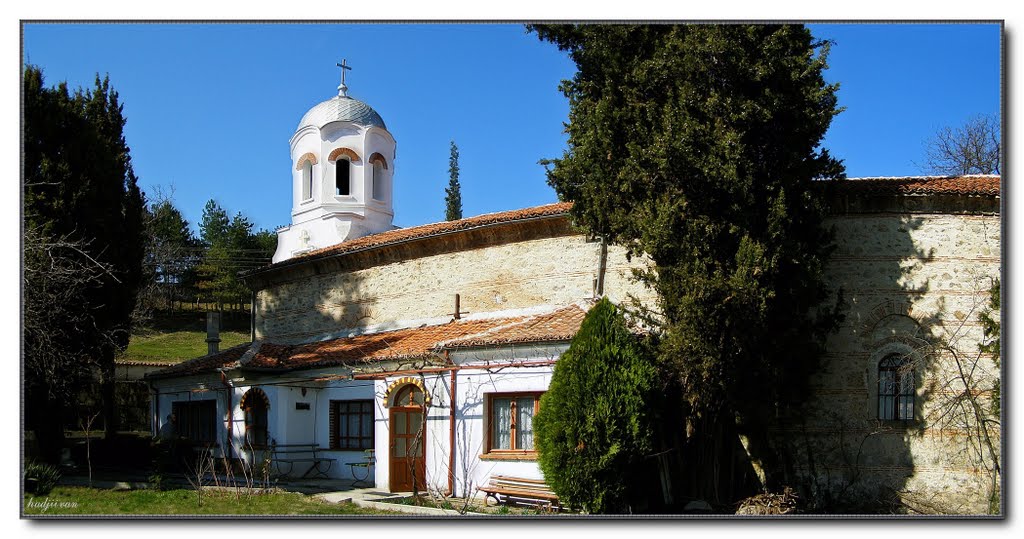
[24,462,61,495]
[534,298,661,513]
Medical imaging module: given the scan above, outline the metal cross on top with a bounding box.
[337,59,354,97]
[337,59,352,85]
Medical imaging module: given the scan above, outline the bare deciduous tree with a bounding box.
[24,225,121,462]
[923,114,1001,175]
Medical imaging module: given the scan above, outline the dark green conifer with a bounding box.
[444,140,462,221]
[534,299,660,513]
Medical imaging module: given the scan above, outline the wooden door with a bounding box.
[389,385,426,492]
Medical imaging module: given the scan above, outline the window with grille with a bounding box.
[487,393,541,452]
[878,354,914,421]
[331,400,374,450]
[171,400,217,444]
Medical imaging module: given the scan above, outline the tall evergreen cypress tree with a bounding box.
[530,24,845,491]
[444,140,463,221]
[24,65,147,445]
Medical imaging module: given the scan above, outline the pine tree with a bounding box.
[139,196,199,314]
[530,24,845,491]
[444,140,463,221]
[195,200,275,311]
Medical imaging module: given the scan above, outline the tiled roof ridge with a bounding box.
[843,174,999,180]
[144,342,252,379]
[830,174,1000,196]
[116,359,178,367]
[237,341,263,367]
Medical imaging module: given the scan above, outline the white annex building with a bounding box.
[147,69,1001,513]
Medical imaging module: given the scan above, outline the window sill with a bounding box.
[480,452,538,462]
[299,197,315,205]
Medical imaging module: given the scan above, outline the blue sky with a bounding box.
[21,22,1001,235]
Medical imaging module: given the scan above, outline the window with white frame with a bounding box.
[878,354,914,421]
[487,392,541,452]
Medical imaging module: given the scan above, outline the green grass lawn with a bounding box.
[122,330,250,364]
[24,486,402,516]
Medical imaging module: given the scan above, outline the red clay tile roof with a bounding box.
[280,202,573,265]
[248,318,512,371]
[144,343,250,379]
[147,304,589,379]
[830,175,1000,196]
[441,303,589,348]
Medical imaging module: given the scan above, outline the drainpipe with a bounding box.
[220,370,234,461]
[447,351,457,497]
[595,236,608,298]
[250,290,256,342]
[151,383,160,437]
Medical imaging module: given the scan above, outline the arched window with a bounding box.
[372,160,384,200]
[878,354,914,421]
[369,153,388,201]
[336,158,351,196]
[241,388,270,447]
[301,161,313,201]
[393,384,425,407]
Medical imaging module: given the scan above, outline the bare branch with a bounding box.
[922,114,1001,175]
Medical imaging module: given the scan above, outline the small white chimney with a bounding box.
[206,312,221,355]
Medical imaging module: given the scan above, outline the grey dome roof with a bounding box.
[297,96,387,131]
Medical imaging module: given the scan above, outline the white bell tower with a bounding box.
[273,60,397,263]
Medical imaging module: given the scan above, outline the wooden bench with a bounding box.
[346,449,375,486]
[477,475,560,511]
[269,442,333,479]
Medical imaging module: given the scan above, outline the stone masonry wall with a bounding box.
[783,212,1001,513]
[255,232,654,344]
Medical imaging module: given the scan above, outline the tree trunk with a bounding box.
[27,391,65,465]
[736,423,785,493]
[100,347,119,438]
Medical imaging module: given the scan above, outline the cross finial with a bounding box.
[337,59,352,97]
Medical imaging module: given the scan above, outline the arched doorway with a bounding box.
[388,384,426,492]
[240,388,269,448]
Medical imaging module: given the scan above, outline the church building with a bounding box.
[146,68,1001,513]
